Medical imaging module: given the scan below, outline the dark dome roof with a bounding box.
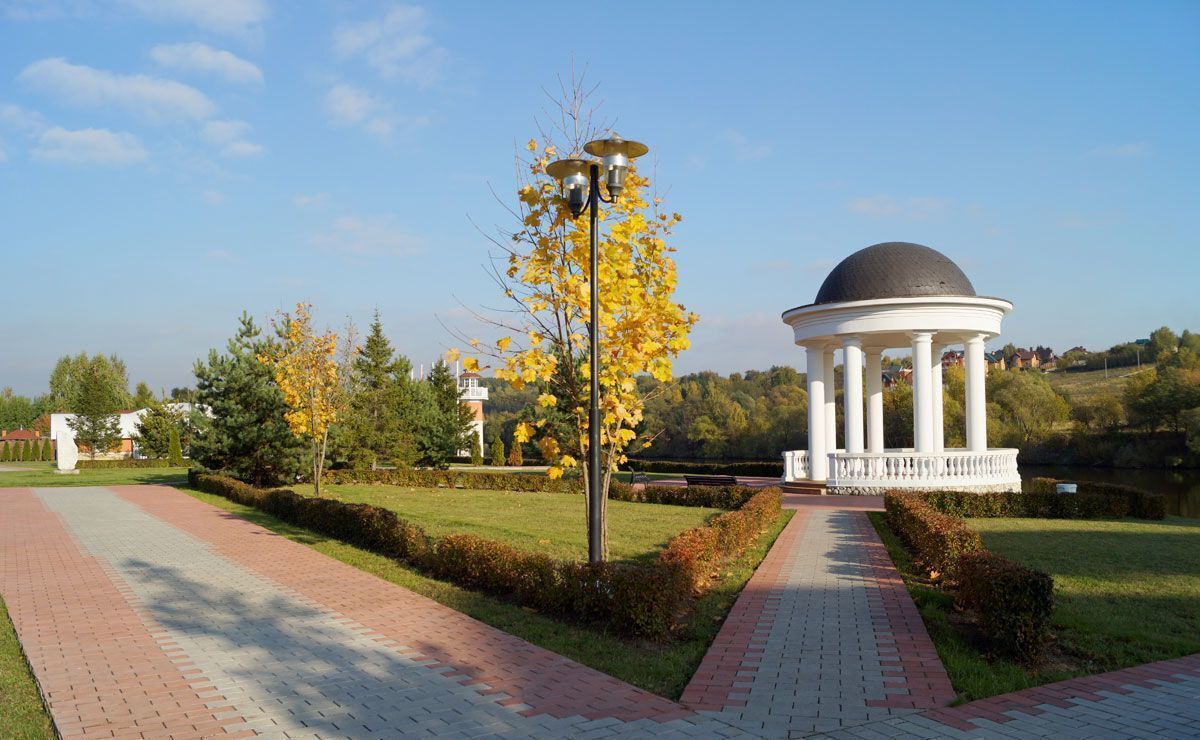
[814,242,975,304]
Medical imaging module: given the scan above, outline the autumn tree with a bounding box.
[260,303,344,497]
[458,78,697,559]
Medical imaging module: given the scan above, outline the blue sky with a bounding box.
[1,1,1197,397]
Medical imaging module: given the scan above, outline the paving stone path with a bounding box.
[1,484,1197,739]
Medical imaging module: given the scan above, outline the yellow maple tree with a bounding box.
[259,303,346,497]
[457,80,697,559]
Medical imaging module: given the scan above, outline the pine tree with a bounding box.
[490,437,505,467]
[507,439,523,467]
[16,440,26,462]
[191,313,306,487]
[42,439,53,462]
[1,442,10,462]
[343,310,417,469]
[134,399,184,458]
[415,361,474,469]
[469,432,483,465]
[28,438,40,462]
[168,426,184,466]
[68,359,123,459]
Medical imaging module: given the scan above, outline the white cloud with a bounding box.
[0,103,47,134]
[847,195,951,221]
[333,5,444,86]
[201,119,263,157]
[150,42,263,85]
[293,193,328,208]
[324,83,414,136]
[310,215,422,256]
[1087,141,1151,160]
[720,129,770,162]
[202,188,225,204]
[19,57,215,122]
[119,0,268,35]
[33,126,147,164]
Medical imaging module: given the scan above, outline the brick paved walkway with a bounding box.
[2,484,1198,739]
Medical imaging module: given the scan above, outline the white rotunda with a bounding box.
[781,242,1021,494]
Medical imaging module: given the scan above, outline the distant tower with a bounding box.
[457,369,488,457]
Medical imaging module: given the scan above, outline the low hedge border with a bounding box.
[884,491,1052,660]
[625,459,785,477]
[189,469,783,639]
[1024,477,1166,519]
[325,468,766,510]
[77,459,175,469]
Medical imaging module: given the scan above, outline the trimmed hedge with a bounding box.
[608,482,762,509]
[324,468,580,493]
[884,492,984,574]
[78,458,175,469]
[884,491,1053,659]
[660,489,783,590]
[626,459,784,477]
[1024,477,1166,520]
[955,551,1053,660]
[919,490,1133,520]
[189,470,784,639]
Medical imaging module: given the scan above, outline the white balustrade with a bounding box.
[825,448,1020,490]
[782,449,810,481]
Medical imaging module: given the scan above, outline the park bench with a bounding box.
[630,472,649,485]
[683,474,738,487]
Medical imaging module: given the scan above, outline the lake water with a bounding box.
[1021,465,1200,519]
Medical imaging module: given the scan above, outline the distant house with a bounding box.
[984,351,1007,371]
[1,428,43,443]
[1034,346,1057,370]
[882,365,912,388]
[50,403,196,458]
[941,350,964,369]
[1008,348,1039,369]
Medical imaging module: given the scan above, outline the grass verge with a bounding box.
[970,516,1200,673]
[0,597,54,739]
[184,487,790,699]
[0,462,189,488]
[300,483,719,563]
[870,511,1200,703]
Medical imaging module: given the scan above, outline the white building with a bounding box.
[457,371,488,456]
[780,242,1020,494]
[51,403,197,458]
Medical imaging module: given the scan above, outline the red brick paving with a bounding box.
[680,507,812,711]
[111,485,694,723]
[0,488,248,739]
[850,512,956,710]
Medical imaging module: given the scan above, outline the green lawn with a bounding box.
[870,512,1200,703]
[303,483,720,563]
[0,597,54,739]
[0,462,189,488]
[185,488,791,698]
[970,517,1200,672]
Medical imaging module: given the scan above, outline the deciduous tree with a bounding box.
[260,303,344,497]
[457,78,696,559]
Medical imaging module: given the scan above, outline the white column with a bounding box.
[865,347,884,453]
[823,349,837,453]
[932,342,945,453]
[843,338,864,454]
[806,345,828,481]
[965,334,988,452]
[911,332,934,453]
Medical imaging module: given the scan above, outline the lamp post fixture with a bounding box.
[546,136,648,563]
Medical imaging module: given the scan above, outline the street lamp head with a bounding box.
[584,136,649,200]
[545,157,592,218]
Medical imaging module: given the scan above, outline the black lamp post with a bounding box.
[545,136,648,563]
